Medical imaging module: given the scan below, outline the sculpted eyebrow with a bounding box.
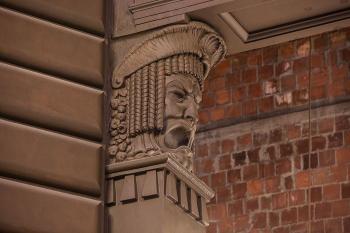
[167,82,186,92]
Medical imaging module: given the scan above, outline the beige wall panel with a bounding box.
[0,177,102,233]
[0,62,103,139]
[1,0,104,34]
[0,7,104,87]
[0,119,102,196]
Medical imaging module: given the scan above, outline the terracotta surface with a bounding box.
[1,0,104,34]
[0,177,102,233]
[0,62,103,140]
[0,7,104,87]
[0,119,102,196]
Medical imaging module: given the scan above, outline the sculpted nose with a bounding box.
[184,99,198,123]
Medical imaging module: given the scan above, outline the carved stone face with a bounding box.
[156,74,201,168]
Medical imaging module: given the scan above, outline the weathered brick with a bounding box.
[345,130,350,145]
[210,77,227,91]
[311,186,322,202]
[342,183,350,199]
[336,148,350,164]
[247,179,264,196]
[285,176,294,190]
[233,183,247,199]
[269,212,280,227]
[233,151,246,166]
[219,154,232,170]
[246,198,259,212]
[279,41,295,59]
[232,86,247,102]
[248,83,262,98]
[272,192,288,209]
[228,200,243,216]
[247,148,260,163]
[258,96,274,113]
[296,139,310,154]
[289,189,305,206]
[216,186,232,203]
[298,205,310,222]
[286,124,301,140]
[208,203,226,220]
[227,169,241,183]
[198,110,210,124]
[210,107,225,121]
[242,68,257,83]
[328,132,343,148]
[242,99,257,115]
[281,208,297,224]
[332,199,350,217]
[196,143,208,158]
[221,139,235,154]
[263,79,278,95]
[252,212,267,228]
[262,46,278,64]
[318,117,334,133]
[311,220,325,233]
[296,39,310,57]
[237,133,252,149]
[313,33,329,52]
[225,104,241,119]
[215,89,231,105]
[311,85,327,100]
[210,59,231,78]
[280,143,293,157]
[202,92,215,108]
[259,65,274,80]
[276,158,292,175]
[319,150,335,167]
[261,196,271,210]
[281,75,296,91]
[211,172,226,187]
[325,218,342,233]
[265,176,280,193]
[295,171,310,188]
[253,132,268,146]
[243,164,258,181]
[344,216,350,233]
[269,128,283,143]
[233,215,249,232]
[303,153,318,169]
[323,184,340,201]
[293,57,308,73]
[315,202,332,219]
[261,162,275,178]
[276,61,292,76]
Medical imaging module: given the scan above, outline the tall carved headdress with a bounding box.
[109,22,226,167]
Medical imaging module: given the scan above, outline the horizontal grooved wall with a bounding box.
[0,2,105,233]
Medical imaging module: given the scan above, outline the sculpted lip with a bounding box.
[164,120,193,149]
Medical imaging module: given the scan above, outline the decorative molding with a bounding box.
[219,8,350,43]
[106,155,215,200]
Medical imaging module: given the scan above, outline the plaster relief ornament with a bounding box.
[109,21,226,171]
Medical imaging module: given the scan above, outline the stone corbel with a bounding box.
[107,21,226,233]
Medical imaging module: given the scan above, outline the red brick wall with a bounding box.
[198,28,350,130]
[194,27,350,233]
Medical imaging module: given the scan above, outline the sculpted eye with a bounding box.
[173,91,185,102]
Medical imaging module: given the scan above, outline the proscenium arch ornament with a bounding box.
[108,21,227,171]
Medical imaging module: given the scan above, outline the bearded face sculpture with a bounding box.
[108,22,226,171]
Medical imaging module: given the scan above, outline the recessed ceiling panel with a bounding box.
[232,0,350,32]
